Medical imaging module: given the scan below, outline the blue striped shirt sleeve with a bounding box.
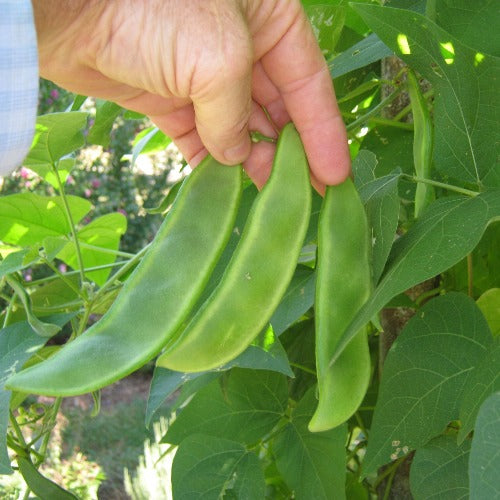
[0,0,39,177]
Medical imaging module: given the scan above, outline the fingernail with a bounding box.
[224,141,250,164]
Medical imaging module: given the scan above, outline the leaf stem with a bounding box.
[78,242,135,258]
[289,362,316,375]
[52,165,86,286]
[346,89,401,132]
[342,113,414,130]
[402,174,479,197]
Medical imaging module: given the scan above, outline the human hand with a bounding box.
[33,0,350,191]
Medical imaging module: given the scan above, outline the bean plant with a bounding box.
[1,1,499,498]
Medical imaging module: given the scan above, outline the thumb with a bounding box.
[191,40,253,165]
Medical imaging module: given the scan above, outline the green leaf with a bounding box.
[352,3,500,188]
[274,388,347,500]
[171,434,265,500]
[87,100,122,147]
[469,392,500,499]
[0,315,73,474]
[57,212,127,285]
[331,189,500,365]
[410,435,470,500]
[435,0,499,56]
[17,456,77,499]
[163,369,288,445]
[353,150,401,284]
[0,193,91,246]
[306,4,346,60]
[224,326,294,377]
[24,112,88,166]
[363,293,493,475]
[27,157,75,189]
[476,288,500,337]
[270,266,316,336]
[145,329,292,427]
[458,338,500,443]
[131,126,171,166]
[328,33,393,78]
[0,250,30,280]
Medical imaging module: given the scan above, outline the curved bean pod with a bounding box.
[157,123,312,372]
[7,157,242,396]
[309,178,372,432]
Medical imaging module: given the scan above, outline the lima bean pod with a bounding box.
[6,157,242,396]
[309,178,372,432]
[156,123,312,372]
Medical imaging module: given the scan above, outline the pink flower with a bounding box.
[50,89,59,99]
[66,175,75,185]
[58,263,67,273]
[20,167,30,179]
[91,179,101,189]
[117,208,127,217]
[84,188,92,198]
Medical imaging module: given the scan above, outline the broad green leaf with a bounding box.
[57,212,127,285]
[131,126,171,166]
[270,266,316,336]
[435,0,499,56]
[0,250,30,280]
[145,329,292,427]
[223,326,293,377]
[87,100,122,147]
[0,315,73,474]
[17,456,77,499]
[458,338,500,443]
[328,33,393,78]
[363,293,493,475]
[29,275,80,312]
[331,190,500,365]
[163,369,288,445]
[353,4,500,188]
[24,112,88,166]
[469,392,500,499]
[274,388,347,500]
[477,288,500,336]
[0,193,91,246]
[353,150,400,283]
[306,5,346,59]
[27,157,74,189]
[171,434,265,500]
[410,435,470,500]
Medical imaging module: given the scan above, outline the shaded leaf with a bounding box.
[469,392,500,500]
[0,315,73,474]
[363,293,493,475]
[410,435,470,500]
[274,388,347,500]
[172,434,265,500]
[328,33,393,78]
[477,288,500,337]
[87,100,122,147]
[270,266,316,336]
[0,193,91,247]
[353,4,500,188]
[458,338,500,442]
[131,126,171,166]
[163,369,288,445]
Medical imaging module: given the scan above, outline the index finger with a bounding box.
[259,4,350,185]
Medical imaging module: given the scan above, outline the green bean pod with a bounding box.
[6,157,242,396]
[309,178,371,432]
[408,69,434,218]
[157,123,312,372]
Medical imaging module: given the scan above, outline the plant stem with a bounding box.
[53,164,86,286]
[289,362,316,375]
[37,397,62,460]
[402,174,480,197]
[9,412,27,447]
[342,113,414,130]
[28,261,127,286]
[346,89,401,132]
[92,243,150,302]
[40,257,83,298]
[78,242,135,258]
[393,89,434,122]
